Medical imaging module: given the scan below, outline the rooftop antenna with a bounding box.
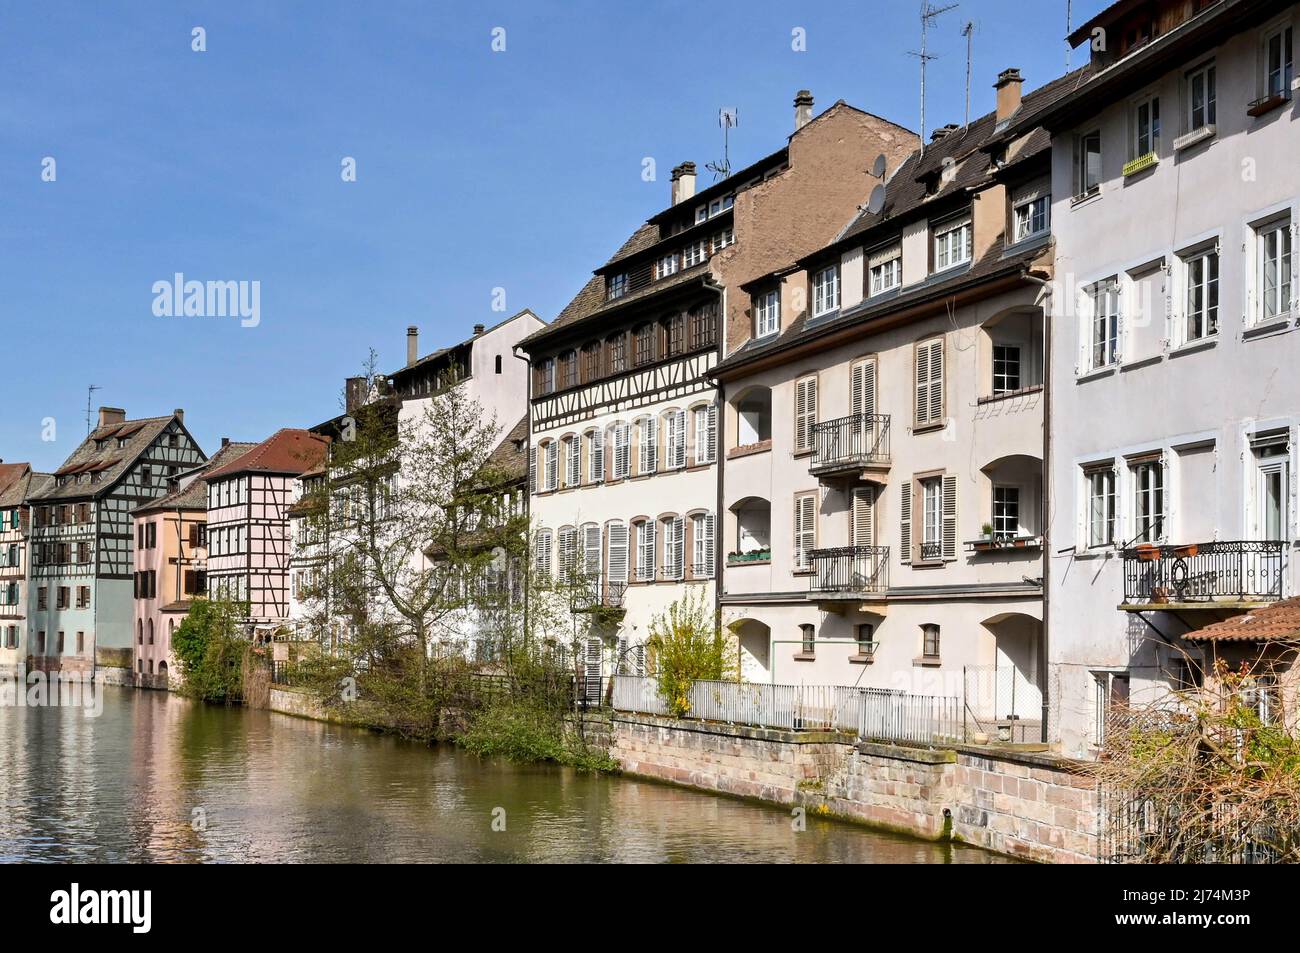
[84,384,102,435]
[908,1,960,154]
[705,107,738,181]
[961,21,975,128]
[1066,0,1073,70]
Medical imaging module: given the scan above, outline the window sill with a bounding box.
[913,656,942,668]
[1167,335,1218,358]
[728,440,772,460]
[1070,189,1101,208]
[1173,125,1216,153]
[911,559,945,570]
[793,652,817,662]
[1119,354,1163,373]
[976,384,1043,406]
[1247,93,1290,118]
[848,654,876,665]
[911,421,947,436]
[792,448,813,459]
[1076,365,1117,384]
[1243,315,1295,341]
[726,557,771,568]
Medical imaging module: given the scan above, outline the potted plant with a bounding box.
[1136,543,1162,562]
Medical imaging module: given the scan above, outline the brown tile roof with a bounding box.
[0,463,31,497]
[0,469,53,509]
[1185,598,1300,643]
[133,441,259,515]
[486,416,528,483]
[203,429,330,481]
[30,415,182,502]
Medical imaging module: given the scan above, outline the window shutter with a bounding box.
[899,483,912,564]
[705,403,718,463]
[942,474,958,560]
[851,359,877,418]
[590,432,604,483]
[701,512,715,577]
[794,494,816,569]
[795,378,818,452]
[544,441,558,491]
[915,340,943,425]
[613,423,630,478]
[639,418,658,474]
[566,439,580,488]
[669,516,685,579]
[852,487,875,548]
[638,521,657,581]
[607,523,629,586]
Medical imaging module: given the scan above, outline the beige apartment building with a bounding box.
[520,92,917,687]
[710,69,1066,739]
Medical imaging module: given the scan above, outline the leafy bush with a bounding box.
[646,589,737,717]
[171,598,251,704]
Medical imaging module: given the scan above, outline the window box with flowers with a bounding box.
[728,549,771,566]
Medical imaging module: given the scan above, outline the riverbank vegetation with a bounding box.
[172,597,256,704]
[647,589,737,718]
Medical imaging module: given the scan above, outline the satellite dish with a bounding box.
[866,184,886,216]
[871,153,887,178]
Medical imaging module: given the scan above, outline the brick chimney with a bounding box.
[793,90,814,130]
[930,123,960,142]
[174,408,184,424]
[406,326,419,366]
[98,407,126,429]
[995,68,1024,122]
[473,323,485,336]
[670,162,696,205]
[221,437,230,448]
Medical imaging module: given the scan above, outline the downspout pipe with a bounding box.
[1023,268,1053,745]
[512,343,534,651]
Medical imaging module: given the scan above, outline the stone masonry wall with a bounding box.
[611,713,1098,864]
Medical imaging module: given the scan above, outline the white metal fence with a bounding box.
[612,675,960,745]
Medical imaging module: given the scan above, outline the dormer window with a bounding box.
[811,265,840,317]
[655,253,679,280]
[754,290,781,338]
[868,244,902,296]
[608,273,628,300]
[933,215,973,272]
[694,194,734,224]
[1012,191,1051,243]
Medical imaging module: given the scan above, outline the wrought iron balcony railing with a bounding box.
[811,414,890,476]
[1120,540,1285,605]
[569,576,628,612]
[808,546,890,596]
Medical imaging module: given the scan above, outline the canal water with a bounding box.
[0,686,1015,863]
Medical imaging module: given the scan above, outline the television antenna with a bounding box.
[908,1,959,154]
[961,21,975,128]
[1066,0,1073,70]
[705,107,738,181]
[84,384,102,435]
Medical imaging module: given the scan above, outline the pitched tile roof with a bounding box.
[134,441,259,515]
[389,309,542,381]
[1185,598,1300,643]
[0,469,52,509]
[486,416,528,483]
[202,429,330,481]
[30,415,182,502]
[0,463,31,497]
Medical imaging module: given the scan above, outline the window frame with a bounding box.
[810,265,840,317]
[1182,245,1220,342]
[754,289,781,338]
[932,216,973,272]
[1185,61,1217,133]
[1073,130,1102,200]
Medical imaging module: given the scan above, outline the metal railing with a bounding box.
[962,664,1043,743]
[570,576,627,611]
[1120,540,1285,604]
[858,688,963,745]
[808,546,889,595]
[811,414,890,474]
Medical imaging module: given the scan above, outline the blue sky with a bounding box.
[0,0,1106,471]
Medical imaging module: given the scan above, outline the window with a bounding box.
[495,354,503,374]
[662,515,685,580]
[538,358,555,395]
[607,333,627,374]
[754,290,780,338]
[710,228,734,253]
[794,376,818,453]
[76,586,90,609]
[1132,457,1165,544]
[560,351,578,389]
[564,436,580,488]
[1088,279,1120,370]
[534,529,553,577]
[585,430,604,484]
[1094,672,1130,746]
[1086,466,1116,548]
[691,512,715,578]
[992,345,1021,394]
[1257,216,1293,323]
[794,492,817,571]
[993,486,1020,540]
[1013,195,1050,242]
[868,245,902,295]
[608,273,628,300]
[922,624,941,659]
[1263,25,1294,99]
[920,478,943,561]
[582,343,602,382]
[811,265,839,317]
[636,520,656,582]
[800,624,815,656]
[1132,96,1160,158]
[634,324,656,366]
[856,623,875,656]
[541,441,558,492]
[611,422,631,480]
[684,241,706,267]
[607,522,629,591]
[655,253,679,280]
[1252,433,1289,542]
[1186,63,1216,131]
[1074,130,1102,199]
[637,417,658,475]
[693,404,717,465]
[665,409,686,469]
[689,303,718,350]
[914,337,944,425]
[1183,247,1219,341]
[663,314,685,356]
[933,217,972,271]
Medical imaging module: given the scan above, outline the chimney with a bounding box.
[930,123,960,142]
[670,162,696,206]
[793,90,814,131]
[995,68,1024,122]
[174,408,184,424]
[473,323,485,336]
[345,376,366,414]
[221,437,230,448]
[98,407,126,429]
[406,326,419,366]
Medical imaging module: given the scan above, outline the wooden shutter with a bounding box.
[794,494,816,569]
[607,523,629,585]
[942,474,958,560]
[795,377,818,452]
[852,487,875,548]
[638,520,656,581]
[639,417,658,474]
[667,410,686,469]
[915,339,944,426]
[566,438,580,487]
[899,482,912,564]
[589,431,604,483]
[584,524,602,578]
[668,516,685,579]
[697,512,715,577]
[851,358,877,417]
[705,403,717,463]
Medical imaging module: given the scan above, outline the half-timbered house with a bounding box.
[519,92,919,684]
[0,464,51,678]
[26,408,206,678]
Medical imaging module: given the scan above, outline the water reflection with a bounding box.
[0,687,1016,863]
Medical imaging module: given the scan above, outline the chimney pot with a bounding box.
[98,406,126,429]
[406,326,419,366]
[995,68,1024,122]
[474,323,485,336]
[174,408,184,423]
[670,161,697,205]
[793,90,814,130]
[931,123,960,142]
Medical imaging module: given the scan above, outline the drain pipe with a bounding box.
[1023,268,1053,745]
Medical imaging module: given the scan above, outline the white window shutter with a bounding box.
[668,410,686,469]
[852,487,874,548]
[535,529,552,577]
[942,474,958,560]
[590,431,604,483]
[852,359,876,417]
[794,494,816,569]
[639,520,657,581]
[668,516,685,579]
[706,403,718,463]
[702,512,715,576]
[607,522,629,585]
[899,483,912,564]
[795,378,817,452]
[566,438,580,488]
[545,441,558,491]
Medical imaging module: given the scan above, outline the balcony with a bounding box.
[810,414,890,481]
[570,576,627,614]
[1120,540,1285,608]
[808,546,890,601]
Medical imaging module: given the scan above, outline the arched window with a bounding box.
[692,402,718,465]
[137,620,143,645]
[148,619,154,645]
[663,408,687,469]
[634,323,656,366]
[609,422,631,480]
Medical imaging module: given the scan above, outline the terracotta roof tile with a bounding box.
[30,415,181,502]
[203,429,330,481]
[134,441,259,514]
[1186,597,1300,643]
